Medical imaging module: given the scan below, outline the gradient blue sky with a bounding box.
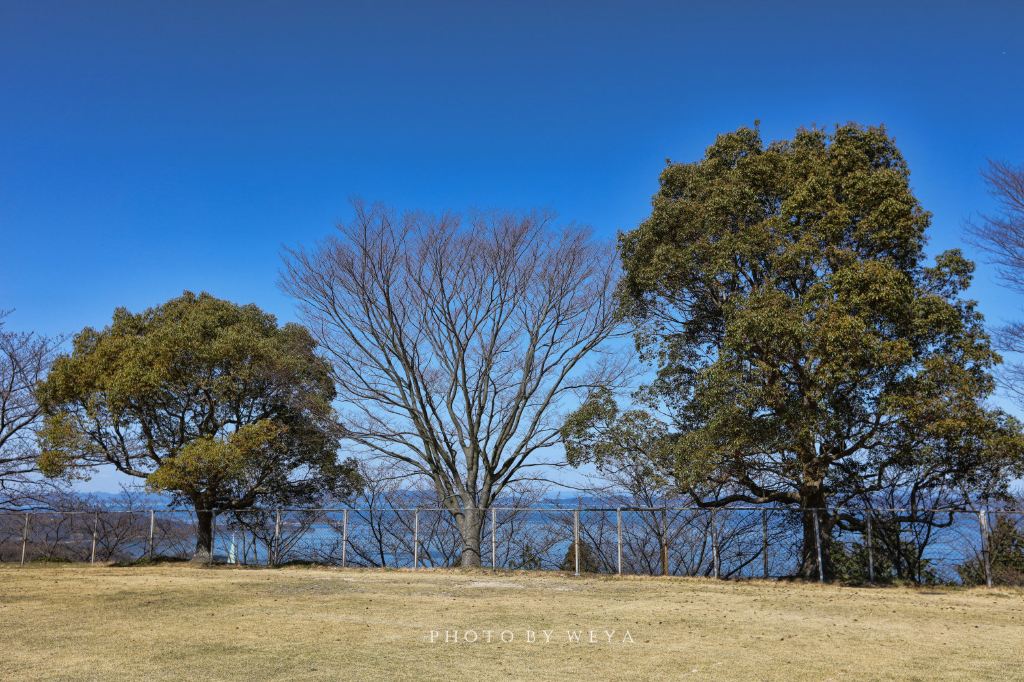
[3,2,1023,491]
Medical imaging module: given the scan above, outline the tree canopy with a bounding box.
[568,124,1024,579]
[37,291,359,558]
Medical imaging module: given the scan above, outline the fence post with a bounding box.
[91,511,99,565]
[866,513,874,583]
[20,512,29,567]
[341,509,348,568]
[272,509,281,566]
[813,509,825,583]
[710,509,719,579]
[148,509,156,560]
[661,508,669,576]
[491,507,497,571]
[413,508,419,570]
[979,509,993,588]
[616,506,622,577]
[762,509,769,579]
[573,509,580,576]
[209,509,216,565]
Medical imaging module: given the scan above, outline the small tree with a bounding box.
[561,538,600,574]
[37,292,360,560]
[958,515,1024,586]
[830,520,939,585]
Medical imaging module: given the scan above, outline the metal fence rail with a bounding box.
[3,507,1021,586]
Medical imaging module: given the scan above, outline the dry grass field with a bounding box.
[1,564,1022,681]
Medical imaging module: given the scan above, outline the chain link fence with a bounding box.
[3,507,1021,586]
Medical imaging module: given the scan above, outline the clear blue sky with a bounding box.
[2,2,1023,491]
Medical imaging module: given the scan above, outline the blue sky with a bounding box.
[2,1,1023,492]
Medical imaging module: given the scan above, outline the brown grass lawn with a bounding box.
[1,564,1022,681]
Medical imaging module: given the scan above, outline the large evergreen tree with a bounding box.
[576,124,1024,579]
[37,292,360,560]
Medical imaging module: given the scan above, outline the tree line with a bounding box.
[3,123,1024,579]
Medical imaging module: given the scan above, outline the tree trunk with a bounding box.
[457,508,484,568]
[193,507,214,563]
[660,508,669,576]
[798,487,832,581]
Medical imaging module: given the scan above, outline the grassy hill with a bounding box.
[1,564,1022,680]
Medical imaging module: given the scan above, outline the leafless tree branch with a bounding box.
[968,160,1024,408]
[0,311,62,507]
[280,203,627,565]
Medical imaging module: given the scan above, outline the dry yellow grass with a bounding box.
[1,563,1022,681]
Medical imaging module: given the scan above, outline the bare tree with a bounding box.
[0,311,60,508]
[281,204,623,566]
[969,160,1024,405]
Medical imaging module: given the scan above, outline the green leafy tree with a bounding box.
[37,292,360,560]
[561,387,670,481]
[514,541,544,570]
[830,517,939,585]
[560,538,600,574]
[958,515,1024,586]
[596,123,1024,579]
